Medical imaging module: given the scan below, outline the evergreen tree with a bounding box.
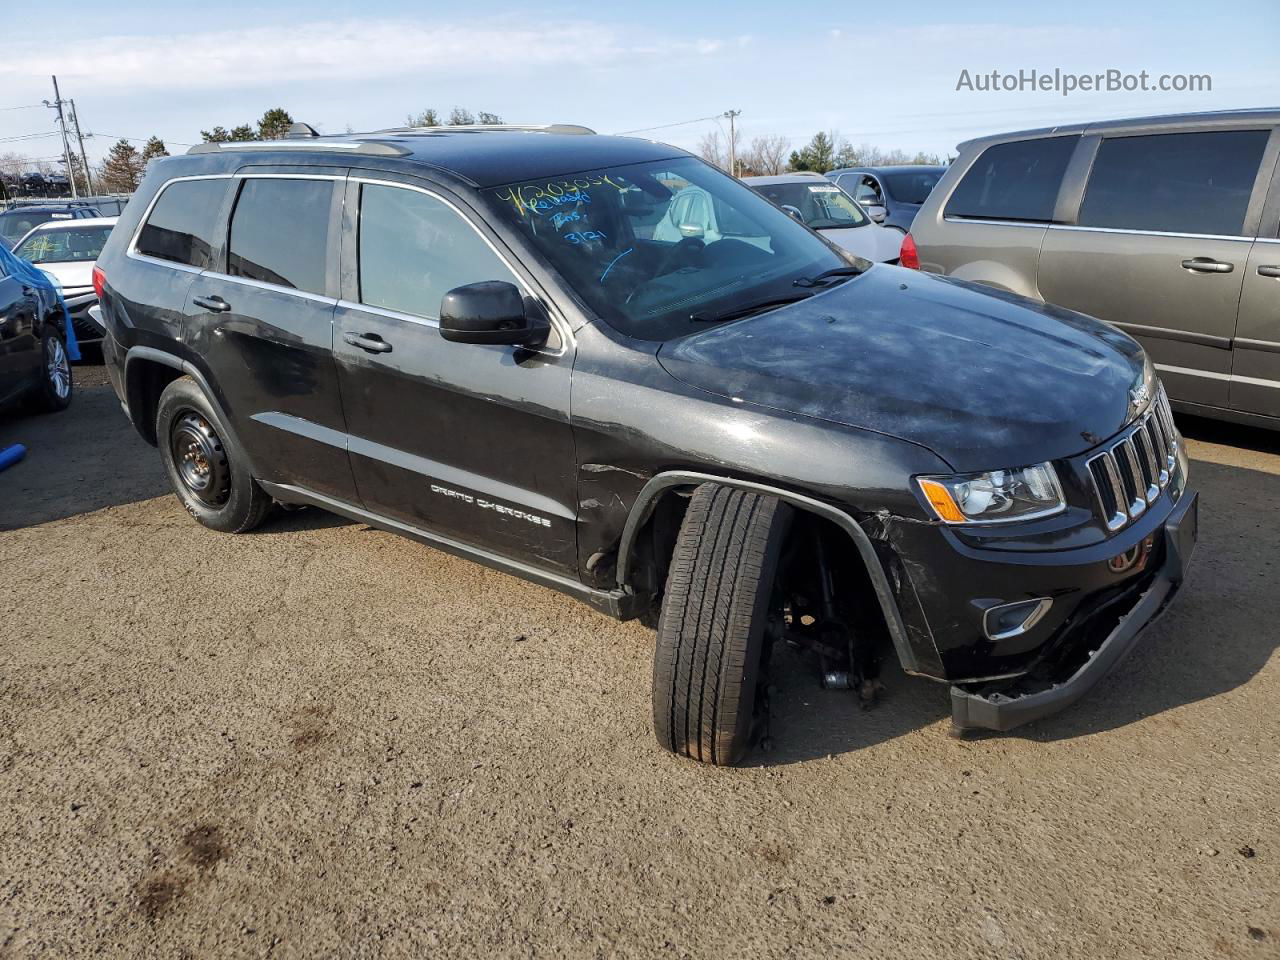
[97,139,144,192]
[140,136,169,162]
[257,108,294,141]
[406,108,441,127]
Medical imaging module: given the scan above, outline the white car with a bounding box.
[11,216,118,344]
[743,175,902,263]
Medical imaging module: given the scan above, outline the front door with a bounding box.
[333,177,579,574]
[1039,128,1274,408]
[184,171,358,502]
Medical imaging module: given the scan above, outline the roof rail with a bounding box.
[187,139,411,157]
[378,123,597,136]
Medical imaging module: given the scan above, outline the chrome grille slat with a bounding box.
[1084,383,1179,533]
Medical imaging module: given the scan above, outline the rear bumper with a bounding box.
[950,490,1198,732]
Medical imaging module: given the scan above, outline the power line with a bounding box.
[0,132,60,144]
[614,114,726,136]
[89,132,195,147]
[0,104,45,112]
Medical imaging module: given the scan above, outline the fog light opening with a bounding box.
[984,598,1053,641]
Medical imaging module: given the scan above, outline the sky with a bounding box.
[1,0,1276,169]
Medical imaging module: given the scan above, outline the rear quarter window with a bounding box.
[945,136,1078,222]
[135,178,228,269]
[1077,129,1269,236]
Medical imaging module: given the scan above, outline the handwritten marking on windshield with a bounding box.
[599,247,634,283]
[566,231,607,245]
[494,174,628,218]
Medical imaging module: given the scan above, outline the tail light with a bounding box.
[899,232,920,270]
[92,264,106,300]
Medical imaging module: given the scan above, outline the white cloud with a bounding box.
[0,18,733,92]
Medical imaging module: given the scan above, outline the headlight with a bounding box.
[1128,353,1158,423]
[917,462,1065,525]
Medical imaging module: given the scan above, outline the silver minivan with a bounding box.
[908,109,1280,428]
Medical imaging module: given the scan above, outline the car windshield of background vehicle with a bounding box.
[1077,130,1269,236]
[750,181,869,230]
[0,210,52,245]
[944,136,1079,222]
[883,170,943,204]
[14,225,113,264]
[483,157,849,341]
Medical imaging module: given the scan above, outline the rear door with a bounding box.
[183,170,358,502]
[332,174,579,574]
[1231,154,1280,417]
[1038,127,1275,408]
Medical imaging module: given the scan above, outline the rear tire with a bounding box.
[652,483,792,766]
[32,329,73,412]
[156,377,271,534]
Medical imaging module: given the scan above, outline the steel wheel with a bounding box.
[45,336,70,401]
[169,411,231,507]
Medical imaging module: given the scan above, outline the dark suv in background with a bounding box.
[908,109,1280,429]
[824,165,947,233]
[94,125,1196,765]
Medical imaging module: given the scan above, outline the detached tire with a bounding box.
[156,376,271,534]
[652,483,792,766]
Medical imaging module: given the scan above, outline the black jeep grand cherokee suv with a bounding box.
[95,125,1197,765]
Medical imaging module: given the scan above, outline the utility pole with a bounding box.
[44,76,78,199]
[723,109,741,177]
[69,99,94,197]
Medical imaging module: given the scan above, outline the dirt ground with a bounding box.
[1,366,1277,959]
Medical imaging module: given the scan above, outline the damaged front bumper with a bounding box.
[950,490,1198,732]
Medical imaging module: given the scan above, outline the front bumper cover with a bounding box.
[950,489,1198,732]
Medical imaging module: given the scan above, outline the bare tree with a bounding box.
[697,126,744,174]
[744,135,790,175]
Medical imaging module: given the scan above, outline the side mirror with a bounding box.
[438,281,548,347]
[863,204,888,223]
[677,222,705,239]
[780,204,805,223]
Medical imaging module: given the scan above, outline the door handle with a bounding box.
[1258,265,1280,279]
[192,294,231,312]
[1180,257,1234,274]
[343,331,392,353]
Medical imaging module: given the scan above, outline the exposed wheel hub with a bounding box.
[170,411,230,506]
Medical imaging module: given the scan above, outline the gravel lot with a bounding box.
[1,366,1277,959]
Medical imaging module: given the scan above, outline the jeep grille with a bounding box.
[1086,386,1179,532]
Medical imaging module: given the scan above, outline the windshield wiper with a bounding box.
[689,292,813,325]
[792,265,865,287]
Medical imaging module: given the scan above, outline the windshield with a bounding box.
[748,181,868,230]
[14,224,112,264]
[882,169,944,205]
[484,157,850,341]
[0,209,67,246]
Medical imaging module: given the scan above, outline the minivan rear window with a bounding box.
[945,136,1078,223]
[135,178,227,269]
[227,178,332,295]
[1077,130,1269,236]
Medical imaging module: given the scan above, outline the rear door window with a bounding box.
[227,178,333,295]
[357,183,517,319]
[1077,130,1269,236]
[135,178,228,269]
[945,136,1078,222]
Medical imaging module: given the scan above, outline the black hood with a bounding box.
[657,265,1146,472]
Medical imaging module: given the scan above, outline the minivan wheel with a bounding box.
[652,483,792,766]
[156,377,271,534]
[33,330,73,412]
